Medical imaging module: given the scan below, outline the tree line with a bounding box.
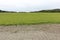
[30,9,60,13]
[0,9,60,13]
[40,9,60,12]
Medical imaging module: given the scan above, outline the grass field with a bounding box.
[0,13,60,25]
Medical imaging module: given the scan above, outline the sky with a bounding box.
[0,0,60,12]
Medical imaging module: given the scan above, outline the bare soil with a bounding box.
[0,24,60,40]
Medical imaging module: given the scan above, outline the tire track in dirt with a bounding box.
[0,24,60,40]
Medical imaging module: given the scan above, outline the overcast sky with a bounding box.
[0,0,60,12]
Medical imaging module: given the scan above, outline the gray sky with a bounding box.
[0,0,60,12]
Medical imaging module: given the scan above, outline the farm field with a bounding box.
[0,13,60,40]
[0,13,60,25]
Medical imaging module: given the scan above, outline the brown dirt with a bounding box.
[0,24,60,40]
